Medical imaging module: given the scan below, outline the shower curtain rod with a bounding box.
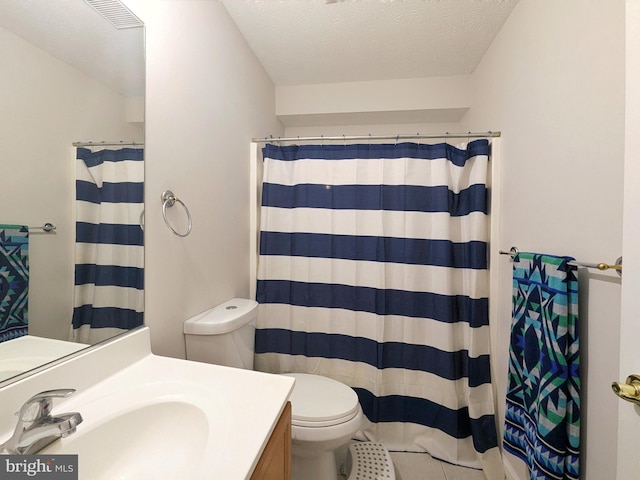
[72,141,144,147]
[251,131,501,144]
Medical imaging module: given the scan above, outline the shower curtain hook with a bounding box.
[417,133,420,146]
[343,134,346,146]
[395,135,399,146]
[368,133,372,146]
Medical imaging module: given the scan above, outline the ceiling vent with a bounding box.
[84,0,143,29]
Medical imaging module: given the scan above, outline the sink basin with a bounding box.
[43,401,209,479]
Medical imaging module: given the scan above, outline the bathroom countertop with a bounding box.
[0,335,88,382]
[0,327,295,479]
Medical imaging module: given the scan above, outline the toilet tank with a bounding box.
[183,298,258,370]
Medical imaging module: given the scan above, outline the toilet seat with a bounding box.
[283,373,361,428]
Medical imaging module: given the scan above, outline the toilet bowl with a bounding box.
[183,299,363,480]
[283,373,363,480]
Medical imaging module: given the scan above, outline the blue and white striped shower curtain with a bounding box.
[254,139,504,476]
[70,147,144,344]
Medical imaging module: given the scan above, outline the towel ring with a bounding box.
[161,190,192,237]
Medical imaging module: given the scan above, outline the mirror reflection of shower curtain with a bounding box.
[255,140,504,477]
[70,147,144,345]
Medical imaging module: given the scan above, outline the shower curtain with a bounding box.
[254,139,504,476]
[70,147,144,344]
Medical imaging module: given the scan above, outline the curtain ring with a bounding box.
[161,190,192,237]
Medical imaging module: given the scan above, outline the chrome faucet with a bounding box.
[0,389,83,454]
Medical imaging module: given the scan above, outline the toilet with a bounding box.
[184,298,363,480]
[281,373,363,480]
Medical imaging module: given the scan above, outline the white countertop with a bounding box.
[0,335,88,382]
[0,327,294,479]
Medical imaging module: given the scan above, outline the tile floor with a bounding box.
[337,442,487,480]
[389,451,486,480]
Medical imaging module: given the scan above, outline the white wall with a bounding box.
[277,76,470,127]
[617,2,640,477]
[124,0,283,359]
[0,26,143,341]
[461,1,625,479]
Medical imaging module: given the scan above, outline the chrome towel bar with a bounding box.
[499,246,622,277]
[28,223,57,233]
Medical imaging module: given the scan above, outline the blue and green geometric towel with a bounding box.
[0,225,29,343]
[503,253,580,480]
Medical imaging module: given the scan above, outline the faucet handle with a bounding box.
[18,389,76,422]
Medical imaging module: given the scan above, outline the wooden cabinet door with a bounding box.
[250,402,291,480]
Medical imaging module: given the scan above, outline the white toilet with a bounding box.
[281,373,363,480]
[184,298,363,480]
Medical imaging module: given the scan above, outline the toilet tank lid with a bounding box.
[183,298,258,335]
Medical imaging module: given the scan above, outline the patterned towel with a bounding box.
[0,225,29,342]
[503,253,580,480]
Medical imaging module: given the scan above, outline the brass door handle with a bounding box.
[612,374,640,405]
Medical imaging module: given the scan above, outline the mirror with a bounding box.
[0,0,144,384]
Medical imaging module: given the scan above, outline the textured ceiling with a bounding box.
[1,1,518,99]
[221,0,519,86]
[0,0,144,97]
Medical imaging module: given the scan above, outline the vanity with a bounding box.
[0,327,294,479]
